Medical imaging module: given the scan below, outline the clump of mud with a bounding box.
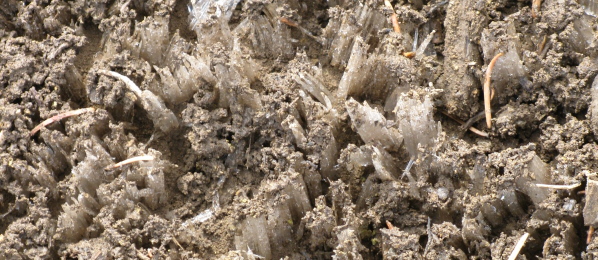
[1,0,597,259]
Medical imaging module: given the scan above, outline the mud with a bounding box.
[1,0,598,259]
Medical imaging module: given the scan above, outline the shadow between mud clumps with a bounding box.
[1,0,598,258]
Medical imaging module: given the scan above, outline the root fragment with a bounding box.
[99,70,142,97]
[105,155,155,170]
[386,220,394,229]
[535,183,581,189]
[531,0,543,18]
[30,107,95,137]
[484,53,504,129]
[508,232,529,260]
[99,70,179,133]
[384,0,401,34]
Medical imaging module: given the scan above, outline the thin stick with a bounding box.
[105,155,155,170]
[384,0,401,34]
[484,53,504,129]
[30,107,95,137]
[589,226,595,244]
[535,183,581,189]
[508,232,529,260]
[438,110,489,137]
[99,70,142,97]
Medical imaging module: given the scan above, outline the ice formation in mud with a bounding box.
[1,0,598,259]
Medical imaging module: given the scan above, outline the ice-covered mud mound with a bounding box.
[1,0,598,259]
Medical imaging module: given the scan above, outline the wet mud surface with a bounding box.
[1,0,598,259]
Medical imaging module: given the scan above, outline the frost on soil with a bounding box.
[1,0,598,259]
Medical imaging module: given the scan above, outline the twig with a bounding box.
[438,110,489,137]
[384,0,401,34]
[105,155,155,170]
[535,183,581,189]
[30,107,95,137]
[508,232,529,260]
[484,53,504,129]
[589,226,595,244]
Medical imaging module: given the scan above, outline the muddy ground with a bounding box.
[1,0,598,259]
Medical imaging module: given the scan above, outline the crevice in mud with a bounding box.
[74,22,102,76]
[0,191,15,234]
[169,0,196,41]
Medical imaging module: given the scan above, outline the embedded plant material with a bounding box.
[508,233,530,260]
[99,70,179,133]
[484,52,503,128]
[384,0,401,34]
[1,0,598,259]
[30,107,95,136]
[104,155,155,170]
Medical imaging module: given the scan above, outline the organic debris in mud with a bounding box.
[30,107,95,136]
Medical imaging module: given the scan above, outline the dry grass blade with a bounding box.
[30,107,95,137]
[105,155,155,170]
[484,53,504,129]
[535,183,581,189]
[508,232,529,260]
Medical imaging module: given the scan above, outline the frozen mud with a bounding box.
[1,0,598,259]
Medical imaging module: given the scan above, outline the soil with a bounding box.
[1,0,597,259]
